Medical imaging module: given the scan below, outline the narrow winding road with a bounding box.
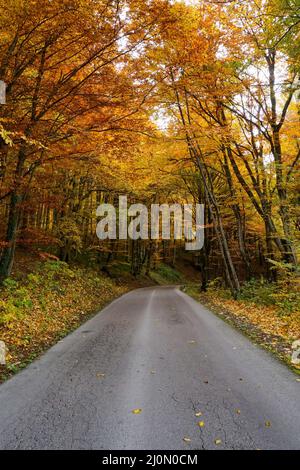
[0,286,299,450]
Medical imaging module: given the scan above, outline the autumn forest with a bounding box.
[0,0,299,379]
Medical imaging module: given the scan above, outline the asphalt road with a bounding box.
[0,286,299,450]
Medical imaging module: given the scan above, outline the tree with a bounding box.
[0,0,167,280]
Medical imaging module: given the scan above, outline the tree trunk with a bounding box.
[222,149,252,279]
[0,191,22,281]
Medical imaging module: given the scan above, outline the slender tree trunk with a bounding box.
[222,149,252,279]
[0,191,22,281]
[272,129,297,265]
[267,50,297,266]
[264,218,277,282]
[0,146,26,281]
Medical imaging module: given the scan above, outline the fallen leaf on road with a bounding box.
[215,439,222,445]
[236,409,241,414]
[150,370,156,374]
[265,421,271,428]
[195,412,202,417]
[188,340,196,344]
[132,409,142,414]
[198,421,205,428]
[296,378,300,382]
[183,437,191,443]
[96,373,105,378]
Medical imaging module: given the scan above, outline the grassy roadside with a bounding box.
[0,259,137,384]
[184,282,300,374]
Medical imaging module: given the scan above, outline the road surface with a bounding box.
[0,286,299,450]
